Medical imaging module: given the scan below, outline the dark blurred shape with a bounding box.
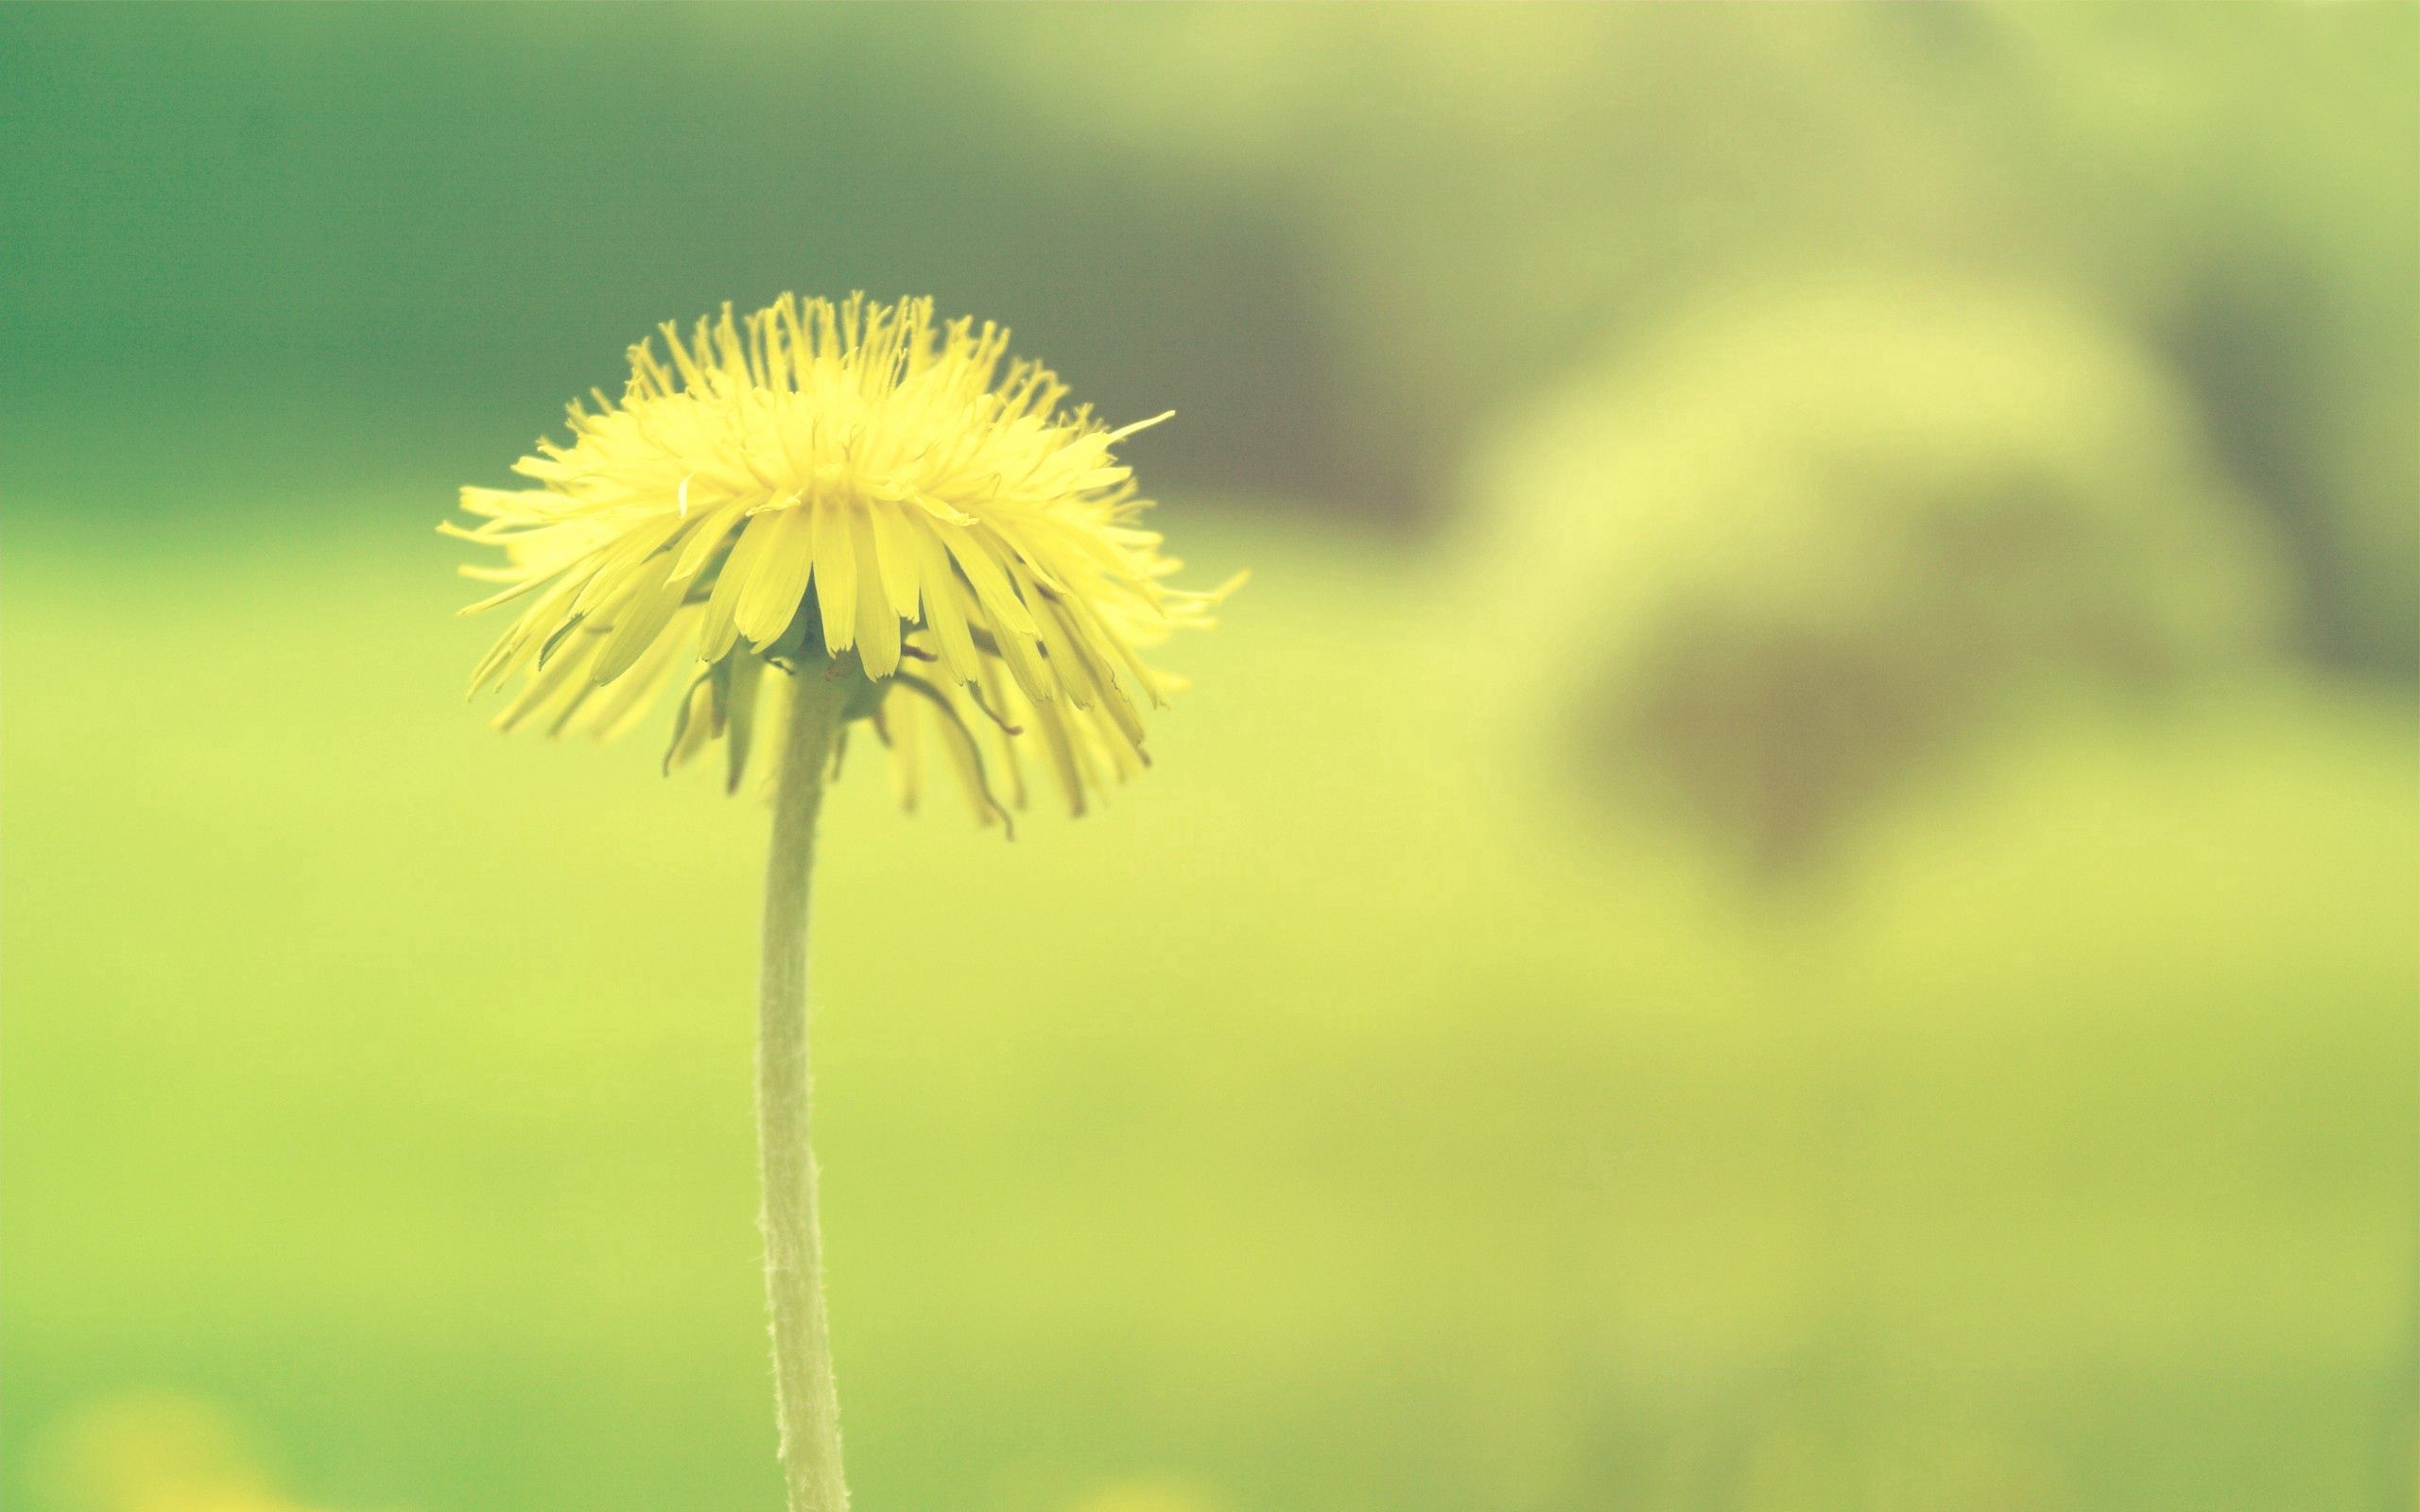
[984,6,2418,672]
[1468,276,2278,877]
[2004,5,2420,678]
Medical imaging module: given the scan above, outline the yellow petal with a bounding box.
[592,552,683,684]
[697,510,782,661]
[852,517,901,679]
[909,527,981,683]
[810,502,858,657]
[735,506,817,648]
[866,503,925,620]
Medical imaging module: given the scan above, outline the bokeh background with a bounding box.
[4,6,2414,1510]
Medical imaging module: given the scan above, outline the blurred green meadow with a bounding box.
[3,6,2414,1512]
[7,507,2412,1512]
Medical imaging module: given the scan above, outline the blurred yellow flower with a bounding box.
[1066,1479,1227,1512]
[451,292,1234,825]
[36,1396,330,1512]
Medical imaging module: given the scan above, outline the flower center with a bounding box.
[807,460,852,502]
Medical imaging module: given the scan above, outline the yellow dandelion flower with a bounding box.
[36,1396,331,1512]
[447,294,1236,1512]
[450,292,1233,829]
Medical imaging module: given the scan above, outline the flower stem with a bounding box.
[757,667,856,1512]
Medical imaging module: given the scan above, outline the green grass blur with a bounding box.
[6,510,2411,1510]
[3,6,2414,1511]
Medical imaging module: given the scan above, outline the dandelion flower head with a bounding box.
[451,294,1235,827]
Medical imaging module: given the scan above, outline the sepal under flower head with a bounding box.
[449,293,1236,826]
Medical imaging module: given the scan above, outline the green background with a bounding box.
[4,7,2413,1511]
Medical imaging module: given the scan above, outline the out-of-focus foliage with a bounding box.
[1463,276,2278,873]
[985,7,2012,516]
[981,4,2415,676]
[966,2,2410,866]
[2001,5,2420,675]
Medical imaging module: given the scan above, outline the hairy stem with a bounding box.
[757,667,856,1512]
